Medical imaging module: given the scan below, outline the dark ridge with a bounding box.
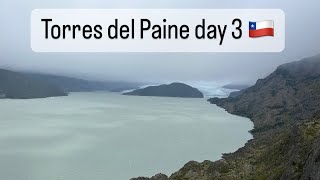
[26,73,141,92]
[123,82,204,98]
[0,69,67,99]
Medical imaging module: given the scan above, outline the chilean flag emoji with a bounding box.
[249,20,274,38]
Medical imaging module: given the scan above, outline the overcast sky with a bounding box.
[0,0,319,84]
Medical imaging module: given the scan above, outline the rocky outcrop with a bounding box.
[132,174,169,180]
[300,139,320,180]
[123,83,204,98]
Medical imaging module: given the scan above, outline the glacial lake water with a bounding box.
[0,92,253,180]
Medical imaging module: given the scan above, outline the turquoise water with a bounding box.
[0,92,253,180]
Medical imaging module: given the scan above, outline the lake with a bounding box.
[0,92,253,180]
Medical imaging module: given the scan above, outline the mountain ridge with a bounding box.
[26,73,141,92]
[0,69,67,99]
[123,82,204,98]
[0,69,142,99]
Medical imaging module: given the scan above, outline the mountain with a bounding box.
[132,55,320,180]
[26,73,141,92]
[210,55,320,129]
[123,83,204,98]
[227,90,243,98]
[0,69,67,99]
[0,69,141,99]
[222,84,250,90]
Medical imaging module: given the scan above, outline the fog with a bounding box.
[0,0,319,84]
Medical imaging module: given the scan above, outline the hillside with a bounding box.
[210,54,320,129]
[123,83,204,98]
[26,73,141,92]
[222,84,250,90]
[0,69,67,99]
[132,55,320,180]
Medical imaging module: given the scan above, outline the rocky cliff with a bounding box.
[132,55,320,180]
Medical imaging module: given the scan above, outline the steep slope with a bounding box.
[132,55,320,180]
[0,69,67,99]
[123,83,204,98]
[210,54,320,130]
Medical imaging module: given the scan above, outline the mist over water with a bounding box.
[0,92,252,180]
